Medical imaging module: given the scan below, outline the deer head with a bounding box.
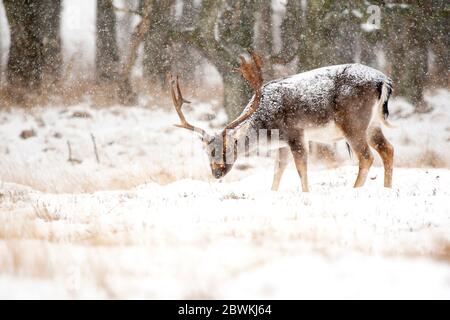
[170,49,263,179]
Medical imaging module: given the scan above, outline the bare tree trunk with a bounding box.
[3,0,61,97]
[117,0,152,104]
[275,0,301,65]
[429,0,449,88]
[142,0,172,86]
[0,2,3,86]
[173,0,201,84]
[255,1,274,79]
[40,0,62,88]
[432,32,449,88]
[116,0,139,58]
[216,0,255,120]
[384,4,429,112]
[222,72,252,120]
[4,0,40,91]
[404,7,428,112]
[96,0,120,83]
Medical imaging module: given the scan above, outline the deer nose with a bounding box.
[214,171,222,179]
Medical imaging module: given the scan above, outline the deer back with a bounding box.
[245,63,391,141]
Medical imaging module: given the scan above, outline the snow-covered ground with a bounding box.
[0,90,449,299]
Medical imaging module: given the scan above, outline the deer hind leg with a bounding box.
[271,147,290,191]
[344,133,374,188]
[368,127,394,188]
[288,135,309,192]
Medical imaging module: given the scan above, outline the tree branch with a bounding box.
[117,0,152,104]
[170,0,238,75]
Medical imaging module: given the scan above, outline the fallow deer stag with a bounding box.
[170,50,394,192]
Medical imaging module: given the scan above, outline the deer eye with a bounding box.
[211,148,215,157]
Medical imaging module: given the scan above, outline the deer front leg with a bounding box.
[288,134,310,192]
[271,147,290,191]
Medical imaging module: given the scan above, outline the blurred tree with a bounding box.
[142,0,173,86]
[383,2,429,112]
[176,0,257,120]
[216,0,256,119]
[118,0,152,104]
[428,0,449,88]
[277,0,363,71]
[114,0,257,118]
[39,0,62,88]
[255,1,274,79]
[359,4,381,67]
[275,0,301,66]
[172,0,202,84]
[0,15,2,85]
[96,0,120,84]
[298,0,337,70]
[3,0,62,95]
[116,0,139,58]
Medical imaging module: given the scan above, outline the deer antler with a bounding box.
[170,74,210,140]
[223,49,264,132]
[236,49,263,92]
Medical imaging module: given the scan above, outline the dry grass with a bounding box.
[1,211,448,290]
[431,240,450,263]
[418,149,447,168]
[0,165,204,194]
[0,167,449,298]
[439,247,450,262]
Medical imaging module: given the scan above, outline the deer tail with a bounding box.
[377,78,394,128]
